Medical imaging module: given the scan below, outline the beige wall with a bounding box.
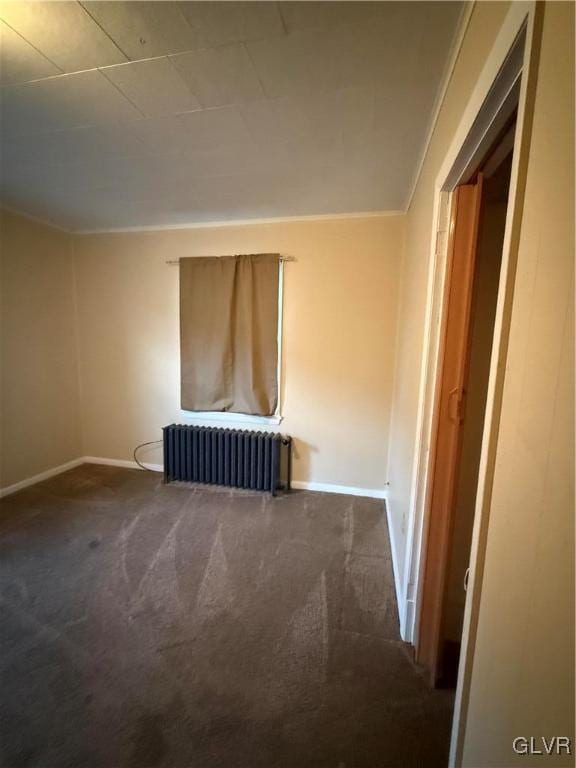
[386,1,511,584]
[0,209,82,489]
[1,210,403,493]
[386,0,574,764]
[462,3,575,764]
[73,216,404,491]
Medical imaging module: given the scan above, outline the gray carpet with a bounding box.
[0,464,453,768]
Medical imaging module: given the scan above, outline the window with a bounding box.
[179,253,283,423]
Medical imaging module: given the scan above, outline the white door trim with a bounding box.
[400,2,543,765]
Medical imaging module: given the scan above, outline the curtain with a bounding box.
[180,253,280,416]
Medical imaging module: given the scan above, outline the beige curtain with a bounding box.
[180,254,280,416]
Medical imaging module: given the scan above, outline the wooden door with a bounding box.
[416,175,484,684]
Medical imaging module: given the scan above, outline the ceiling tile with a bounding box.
[0,70,142,136]
[170,44,263,109]
[248,9,427,100]
[0,20,61,85]
[100,58,200,118]
[239,96,310,145]
[239,91,365,171]
[183,146,264,178]
[303,86,375,144]
[2,122,145,172]
[247,27,341,99]
[179,106,253,152]
[1,132,52,169]
[82,2,201,60]
[0,1,127,71]
[8,154,171,196]
[181,174,271,215]
[330,13,420,89]
[253,135,343,178]
[0,1,465,229]
[179,2,285,47]
[184,170,347,221]
[129,116,190,157]
[278,1,377,33]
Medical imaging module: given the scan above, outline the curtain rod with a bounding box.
[166,255,294,265]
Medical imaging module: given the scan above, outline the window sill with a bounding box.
[179,410,282,427]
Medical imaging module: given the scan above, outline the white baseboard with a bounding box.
[87,463,387,499]
[87,465,388,499]
[291,480,387,499]
[0,458,84,499]
[83,460,393,500]
[403,598,416,644]
[386,499,409,641]
[84,465,386,498]
[1,458,387,506]
[0,456,164,499]
[84,456,163,473]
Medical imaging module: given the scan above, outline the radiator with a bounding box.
[162,425,291,495]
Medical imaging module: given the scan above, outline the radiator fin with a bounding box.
[163,425,290,495]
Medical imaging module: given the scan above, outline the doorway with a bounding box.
[400,4,544,764]
[416,135,515,686]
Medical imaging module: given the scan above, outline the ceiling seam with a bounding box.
[165,54,204,109]
[0,52,195,91]
[175,4,203,51]
[275,2,290,37]
[0,66,111,91]
[242,42,268,101]
[97,68,147,119]
[0,44,272,91]
[0,18,64,78]
[77,1,131,61]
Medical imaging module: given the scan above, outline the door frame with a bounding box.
[400,2,544,765]
[415,176,484,684]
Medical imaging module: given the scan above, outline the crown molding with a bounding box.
[0,204,72,234]
[404,1,475,212]
[74,210,405,235]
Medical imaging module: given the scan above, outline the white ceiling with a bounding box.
[0,1,463,232]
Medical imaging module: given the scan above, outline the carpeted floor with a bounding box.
[0,464,454,768]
